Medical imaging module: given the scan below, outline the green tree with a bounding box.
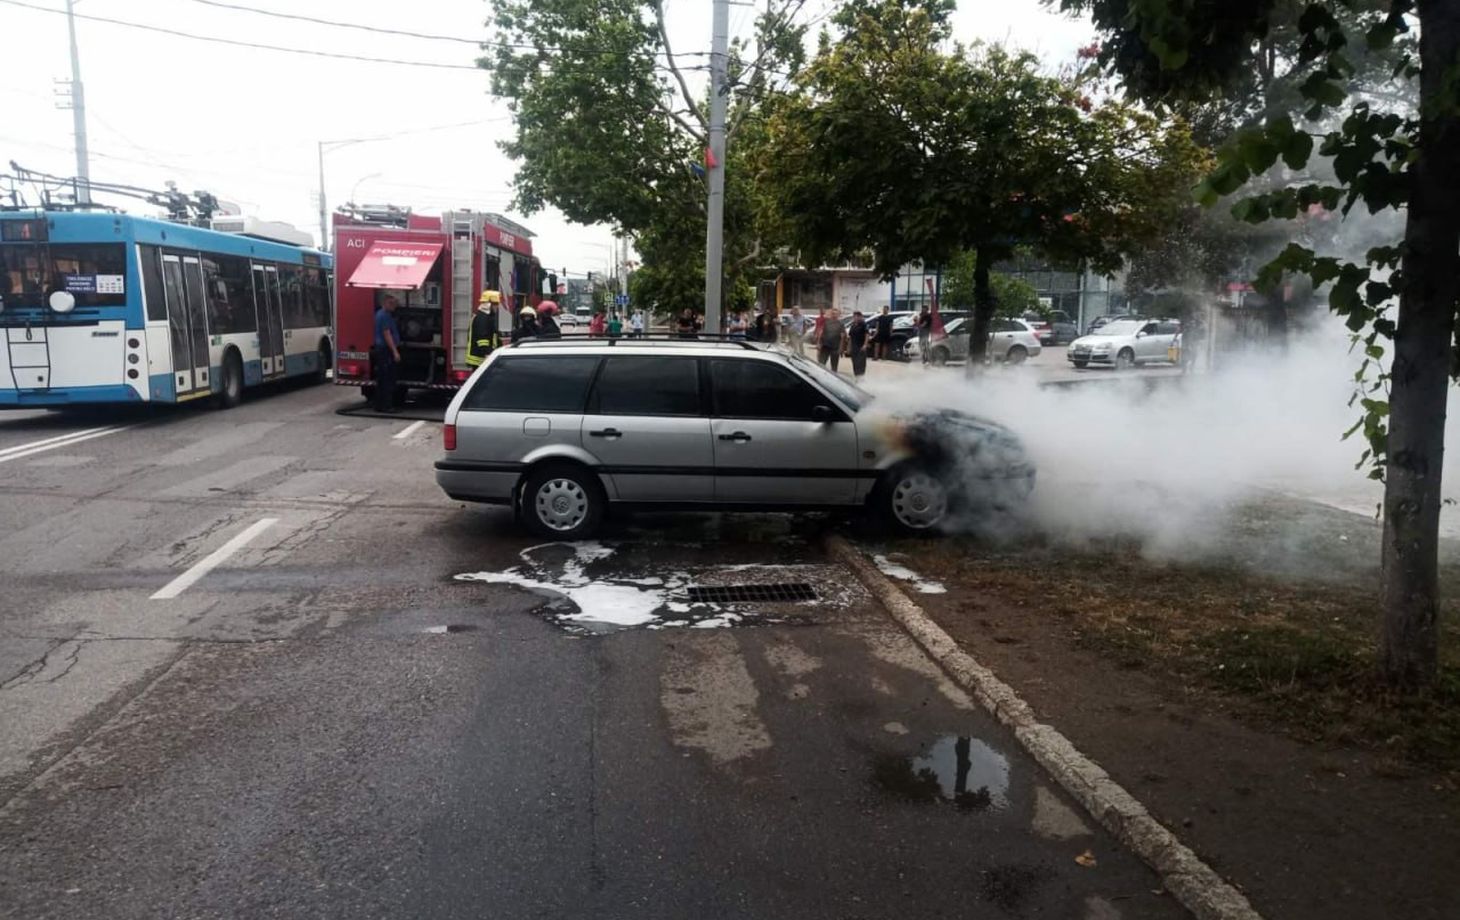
[755,0,1205,365]
[943,253,1041,318]
[1057,0,1458,688]
[480,0,806,319]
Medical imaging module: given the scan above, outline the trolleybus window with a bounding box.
[139,245,167,322]
[203,254,257,335]
[0,242,127,309]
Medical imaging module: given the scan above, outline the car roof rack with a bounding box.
[511,334,762,351]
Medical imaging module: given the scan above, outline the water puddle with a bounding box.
[873,553,948,594]
[872,734,1010,810]
[455,543,837,634]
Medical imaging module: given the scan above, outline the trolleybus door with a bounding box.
[252,264,286,378]
[161,253,210,396]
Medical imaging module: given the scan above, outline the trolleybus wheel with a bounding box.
[217,351,244,409]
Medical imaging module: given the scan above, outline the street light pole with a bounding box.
[702,0,729,333]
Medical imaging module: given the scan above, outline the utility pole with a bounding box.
[317,142,328,250]
[64,0,91,205]
[702,0,729,333]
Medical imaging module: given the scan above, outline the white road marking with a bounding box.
[0,426,128,464]
[393,420,426,440]
[150,517,278,600]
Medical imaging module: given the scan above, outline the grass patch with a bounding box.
[907,535,1460,774]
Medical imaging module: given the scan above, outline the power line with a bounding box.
[4,0,710,77]
[0,0,483,69]
[185,0,483,45]
[183,0,711,61]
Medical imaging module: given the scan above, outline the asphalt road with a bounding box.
[0,382,1184,920]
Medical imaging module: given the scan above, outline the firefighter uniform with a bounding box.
[466,290,502,367]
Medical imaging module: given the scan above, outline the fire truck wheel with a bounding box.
[520,463,604,540]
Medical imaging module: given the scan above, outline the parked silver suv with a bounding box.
[435,338,1034,538]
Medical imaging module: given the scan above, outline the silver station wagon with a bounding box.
[435,338,1034,538]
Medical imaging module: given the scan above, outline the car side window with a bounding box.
[993,319,1019,333]
[1156,321,1180,335]
[591,356,701,416]
[462,356,600,412]
[710,359,827,420]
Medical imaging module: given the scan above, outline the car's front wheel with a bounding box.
[520,464,604,540]
[875,464,951,535]
[1116,348,1135,370]
[930,346,950,366]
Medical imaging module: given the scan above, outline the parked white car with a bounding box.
[903,317,1043,365]
[1067,318,1181,369]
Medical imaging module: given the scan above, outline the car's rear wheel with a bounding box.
[1006,345,1028,365]
[520,464,604,540]
[1116,348,1135,370]
[875,464,950,535]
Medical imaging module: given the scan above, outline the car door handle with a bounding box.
[718,431,752,442]
[588,428,623,439]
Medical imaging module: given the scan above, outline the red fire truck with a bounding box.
[331,205,553,400]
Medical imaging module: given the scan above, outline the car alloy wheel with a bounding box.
[890,470,949,531]
[1006,345,1028,365]
[1116,348,1135,370]
[534,478,589,532]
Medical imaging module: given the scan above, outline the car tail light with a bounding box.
[443,423,456,451]
[451,369,471,383]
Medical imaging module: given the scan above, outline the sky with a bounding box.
[0,0,1095,274]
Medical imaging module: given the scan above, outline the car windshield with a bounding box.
[944,317,966,334]
[787,351,871,411]
[1094,320,1144,336]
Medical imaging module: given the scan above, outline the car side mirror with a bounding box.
[812,405,835,423]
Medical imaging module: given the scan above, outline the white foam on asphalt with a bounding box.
[872,554,948,594]
[455,542,820,633]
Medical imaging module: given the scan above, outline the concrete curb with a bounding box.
[826,535,1263,920]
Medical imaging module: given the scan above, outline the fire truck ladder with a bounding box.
[450,231,474,371]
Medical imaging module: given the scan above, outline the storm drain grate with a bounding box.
[685,583,818,604]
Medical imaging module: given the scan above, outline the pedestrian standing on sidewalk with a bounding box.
[630,310,645,338]
[372,294,402,413]
[817,308,847,371]
[873,305,893,361]
[848,310,869,379]
[589,309,607,337]
[916,306,932,365]
[787,305,807,355]
[607,312,624,338]
[675,308,700,338]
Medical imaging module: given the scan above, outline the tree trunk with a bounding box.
[967,247,994,373]
[1380,0,1460,688]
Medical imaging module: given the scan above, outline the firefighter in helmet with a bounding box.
[466,290,501,368]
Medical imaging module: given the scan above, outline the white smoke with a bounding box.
[861,318,1460,560]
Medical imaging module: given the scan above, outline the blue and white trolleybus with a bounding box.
[0,210,333,408]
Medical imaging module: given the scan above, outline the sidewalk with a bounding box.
[854,511,1460,920]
